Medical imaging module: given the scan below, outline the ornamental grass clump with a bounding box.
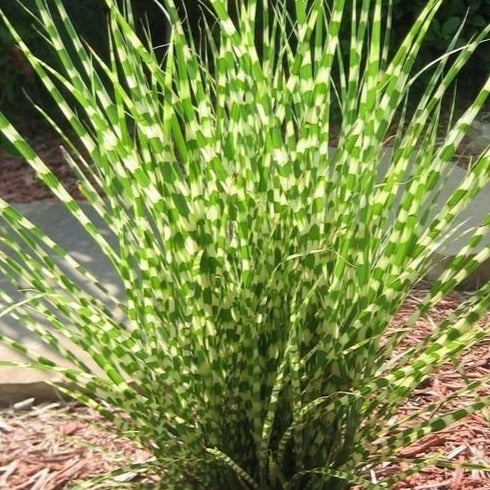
[0,0,489,488]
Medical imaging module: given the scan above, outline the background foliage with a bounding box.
[0,0,110,122]
[391,0,490,88]
[1,0,489,127]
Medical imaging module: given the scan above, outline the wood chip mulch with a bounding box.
[382,291,490,490]
[0,132,85,203]
[0,402,156,489]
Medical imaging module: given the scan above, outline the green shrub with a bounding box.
[0,0,108,125]
[391,0,490,47]
[1,0,487,126]
[0,0,489,488]
[391,0,490,91]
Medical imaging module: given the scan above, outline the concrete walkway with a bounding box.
[0,202,124,403]
[0,164,489,404]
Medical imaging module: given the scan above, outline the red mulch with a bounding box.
[0,131,489,489]
[384,291,490,489]
[0,402,156,489]
[0,132,85,203]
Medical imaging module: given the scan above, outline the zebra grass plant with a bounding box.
[0,0,489,488]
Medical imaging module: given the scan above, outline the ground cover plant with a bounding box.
[0,0,489,488]
[389,0,490,88]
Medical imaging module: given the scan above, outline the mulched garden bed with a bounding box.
[0,130,88,203]
[387,291,490,490]
[1,291,489,489]
[0,402,156,489]
[0,121,489,488]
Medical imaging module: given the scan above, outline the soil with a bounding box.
[0,124,489,488]
[0,130,85,203]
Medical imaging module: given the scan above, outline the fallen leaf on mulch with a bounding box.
[61,421,85,436]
